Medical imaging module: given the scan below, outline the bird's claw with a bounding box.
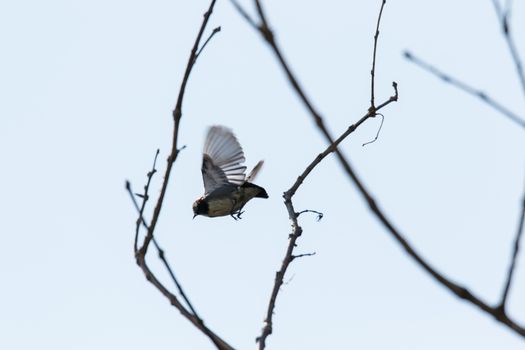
[229,210,244,220]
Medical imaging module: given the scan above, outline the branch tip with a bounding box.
[291,252,316,261]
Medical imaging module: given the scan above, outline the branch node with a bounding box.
[172,107,182,121]
[495,303,506,316]
[260,25,274,42]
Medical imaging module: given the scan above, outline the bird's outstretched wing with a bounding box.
[201,125,247,194]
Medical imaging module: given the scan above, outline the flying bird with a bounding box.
[193,125,268,219]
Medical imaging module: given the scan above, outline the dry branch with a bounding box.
[230,1,398,348]
[499,181,525,310]
[128,1,235,349]
[492,0,525,97]
[404,51,525,129]
[233,0,525,341]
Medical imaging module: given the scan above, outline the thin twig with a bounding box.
[256,192,301,348]
[254,0,270,30]
[404,51,525,129]
[139,0,219,257]
[491,0,525,315]
[126,178,201,318]
[492,0,525,99]
[130,1,235,349]
[370,0,386,109]
[132,149,159,252]
[288,84,397,199]
[499,178,525,309]
[150,238,201,319]
[196,26,222,59]
[291,252,316,261]
[255,86,398,349]
[136,254,234,350]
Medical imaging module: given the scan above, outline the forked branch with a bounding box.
[239,1,398,348]
[233,0,525,341]
[128,1,235,349]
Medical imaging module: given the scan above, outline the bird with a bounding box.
[193,125,268,219]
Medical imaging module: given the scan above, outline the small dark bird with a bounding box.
[193,125,268,219]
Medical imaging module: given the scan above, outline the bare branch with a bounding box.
[234,0,525,340]
[136,253,234,350]
[131,149,159,252]
[126,179,201,319]
[291,252,316,261]
[499,178,525,309]
[140,0,221,257]
[255,84,397,349]
[370,0,386,109]
[128,1,235,349]
[347,167,525,336]
[404,51,525,129]
[288,84,398,199]
[196,26,222,59]
[401,1,525,328]
[492,0,525,98]
[492,0,525,317]
[255,193,301,349]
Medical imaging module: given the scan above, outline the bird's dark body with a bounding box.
[194,182,268,218]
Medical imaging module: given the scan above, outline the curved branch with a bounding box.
[234,0,525,341]
[130,1,236,349]
[257,86,397,350]
[404,51,525,129]
[248,1,397,348]
[499,178,525,309]
[370,0,386,109]
[126,176,200,319]
[492,0,525,99]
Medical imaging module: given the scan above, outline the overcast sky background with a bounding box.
[1,0,525,349]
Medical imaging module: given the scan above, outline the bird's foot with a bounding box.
[236,211,245,219]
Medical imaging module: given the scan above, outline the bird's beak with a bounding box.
[193,213,197,219]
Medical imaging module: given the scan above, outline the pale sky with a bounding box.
[1,0,524,349]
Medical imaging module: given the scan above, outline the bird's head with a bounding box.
[192,197,209,219]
